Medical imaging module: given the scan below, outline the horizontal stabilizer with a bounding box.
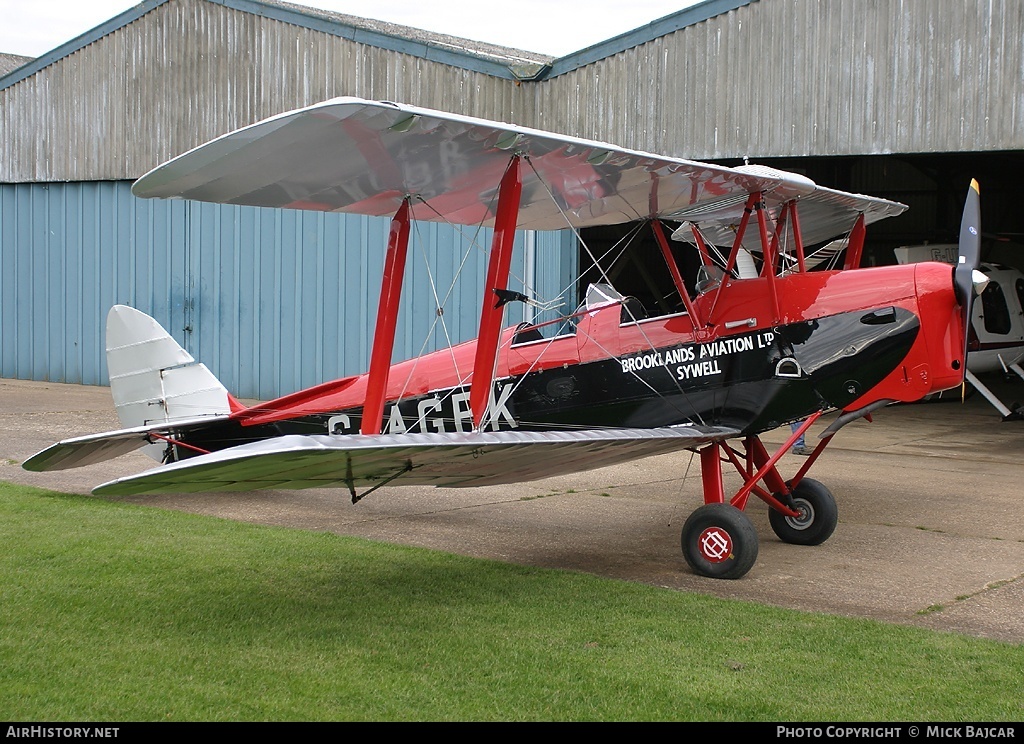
[21,415,233,472]
[92,425,739,496]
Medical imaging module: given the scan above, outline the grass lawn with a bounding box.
[1,481,1021,721]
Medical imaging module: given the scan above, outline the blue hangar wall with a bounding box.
[0,180,578,400]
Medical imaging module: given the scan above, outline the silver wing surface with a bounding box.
[131,97,903,238]
[22,416,234,472]
[91,425,739,496]
[669,171,908,250]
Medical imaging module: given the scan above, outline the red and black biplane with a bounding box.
[24,98,984,579]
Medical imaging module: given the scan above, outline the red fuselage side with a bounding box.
[232,261,964,433]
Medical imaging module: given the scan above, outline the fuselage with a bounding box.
[170,261,966,457]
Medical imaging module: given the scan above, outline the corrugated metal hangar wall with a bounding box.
[0,181,574,399]
[1,0,1022,398]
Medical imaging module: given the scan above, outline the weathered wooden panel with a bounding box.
[531,0,1024,159]
[0,0,536,182]
[4,0,1021,182]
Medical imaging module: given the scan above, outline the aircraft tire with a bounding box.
[769,478,838,546]
[681,503,758,580]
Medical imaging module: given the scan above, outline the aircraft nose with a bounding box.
[915,262,967,393]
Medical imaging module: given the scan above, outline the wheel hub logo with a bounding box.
[698,527,733,563]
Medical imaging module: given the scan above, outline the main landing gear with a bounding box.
[681,415,838,580]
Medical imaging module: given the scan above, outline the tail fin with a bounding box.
[106,305,235,430]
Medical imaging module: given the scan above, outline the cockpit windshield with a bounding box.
[584,283,624,310]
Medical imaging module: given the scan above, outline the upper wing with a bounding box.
[131,97,898,235]
[669,166,908,249]
[91,425,738,496]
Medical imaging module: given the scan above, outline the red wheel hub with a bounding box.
[698,526,733,563]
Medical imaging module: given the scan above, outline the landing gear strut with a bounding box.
[681,413,837,579]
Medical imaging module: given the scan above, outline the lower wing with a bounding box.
[91,425,739,496]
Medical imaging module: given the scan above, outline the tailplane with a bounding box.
[23,307,237,472]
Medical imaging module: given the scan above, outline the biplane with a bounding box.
[24,98,985,579]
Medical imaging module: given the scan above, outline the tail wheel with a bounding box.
[681,503,759,580]
[769,477,838,546]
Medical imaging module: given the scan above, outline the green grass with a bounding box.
[1,481,1021,721]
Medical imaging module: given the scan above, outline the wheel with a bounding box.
[768,477,838,546]
[681,503,759,580]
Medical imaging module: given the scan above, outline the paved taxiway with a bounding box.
[3,376,1023,643]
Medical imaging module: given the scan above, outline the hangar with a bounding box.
[1,0,1021,399]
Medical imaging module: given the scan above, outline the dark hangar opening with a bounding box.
[576,151,1024,309]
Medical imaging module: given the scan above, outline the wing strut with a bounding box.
[790,201,808,273]
[708,192,760,325]
[470,157,523,429]
[754,196,781,322]
[651,220,703,329]
[361,198,412,435]
[842,214,867,270]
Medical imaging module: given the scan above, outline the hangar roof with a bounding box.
[0,0,754,88]
[1,0,1020,182]
[0,0,558,90]
[0,53,33,77]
